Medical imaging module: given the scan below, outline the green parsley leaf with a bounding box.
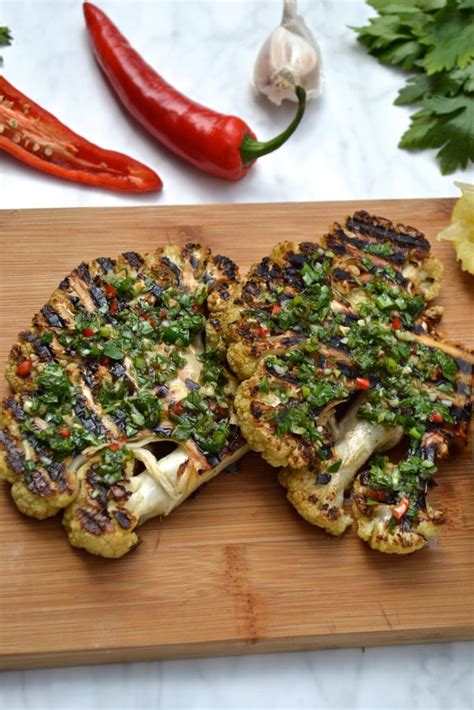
[0,26,12,65]
[103,342,125,360]
[421,1,474,74]
[399,94,474,173]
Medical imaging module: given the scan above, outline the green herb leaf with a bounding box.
[103,342,124,360]
[421,1,474,74]
[0,26,12,65]
[399,94,474,173]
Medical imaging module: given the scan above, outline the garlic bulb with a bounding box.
[252,0,323,105]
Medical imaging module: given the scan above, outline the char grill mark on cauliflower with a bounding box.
[218,213,444,384]
[222,211,472,553]
[0,243,249,558]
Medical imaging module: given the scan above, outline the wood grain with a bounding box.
[0,199,473,671]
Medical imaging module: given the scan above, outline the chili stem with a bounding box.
[240,86,307,165]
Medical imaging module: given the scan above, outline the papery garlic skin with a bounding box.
[252,0,323,105]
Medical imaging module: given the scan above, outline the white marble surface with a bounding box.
[0,0,471,209]
[0,1,473,709]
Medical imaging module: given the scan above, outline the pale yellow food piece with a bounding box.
[437,182,474,275]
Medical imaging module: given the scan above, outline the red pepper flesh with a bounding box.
[82,327,94,337]
[431,411,443,424]
[103,283,117,299]
[393,497,410,521]
[0,76,162,192]
[171,402,184,416]
[16,358,33,377]
[83,2,306,181]
[355,377,371,390]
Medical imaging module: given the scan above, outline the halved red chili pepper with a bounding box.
[393,497,410,521]
[83,3,306,181]
[355,377,371,390]
[16,358,33,377]
[0,76,161,192]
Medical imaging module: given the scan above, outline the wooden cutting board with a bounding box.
[0,199,473,671]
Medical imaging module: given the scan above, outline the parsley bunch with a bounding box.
[353,0,474,174]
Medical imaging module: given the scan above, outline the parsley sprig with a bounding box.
[353,0,474,174]
[0,26,12,65]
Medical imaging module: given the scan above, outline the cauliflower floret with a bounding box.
[0,408,79,519]
[11,480,76,520]
[352,457,443,554]
[279,400,403,535]
[227,342,262,382]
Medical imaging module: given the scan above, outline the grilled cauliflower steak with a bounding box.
[0,244,248,558]
[223,212,473,553]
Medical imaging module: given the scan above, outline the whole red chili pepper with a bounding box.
[0,76,161,192]
[83,2,306,181]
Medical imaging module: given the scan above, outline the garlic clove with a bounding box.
[252,0,323,106]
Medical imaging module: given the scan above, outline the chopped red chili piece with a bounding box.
[271,304,281,315]
[368,489,388,502]
[431,412,443,424]
[393,497,410,521]
[82,327,94,337]
[257,325,268,338]
[16,358,33,377]
[170,402,184,416]
[392,316,401,330]
[103,283,117,299]
[59,427,71,438]
[109,300,118,315]
[355,377,371,390]
[108,442,120,451]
